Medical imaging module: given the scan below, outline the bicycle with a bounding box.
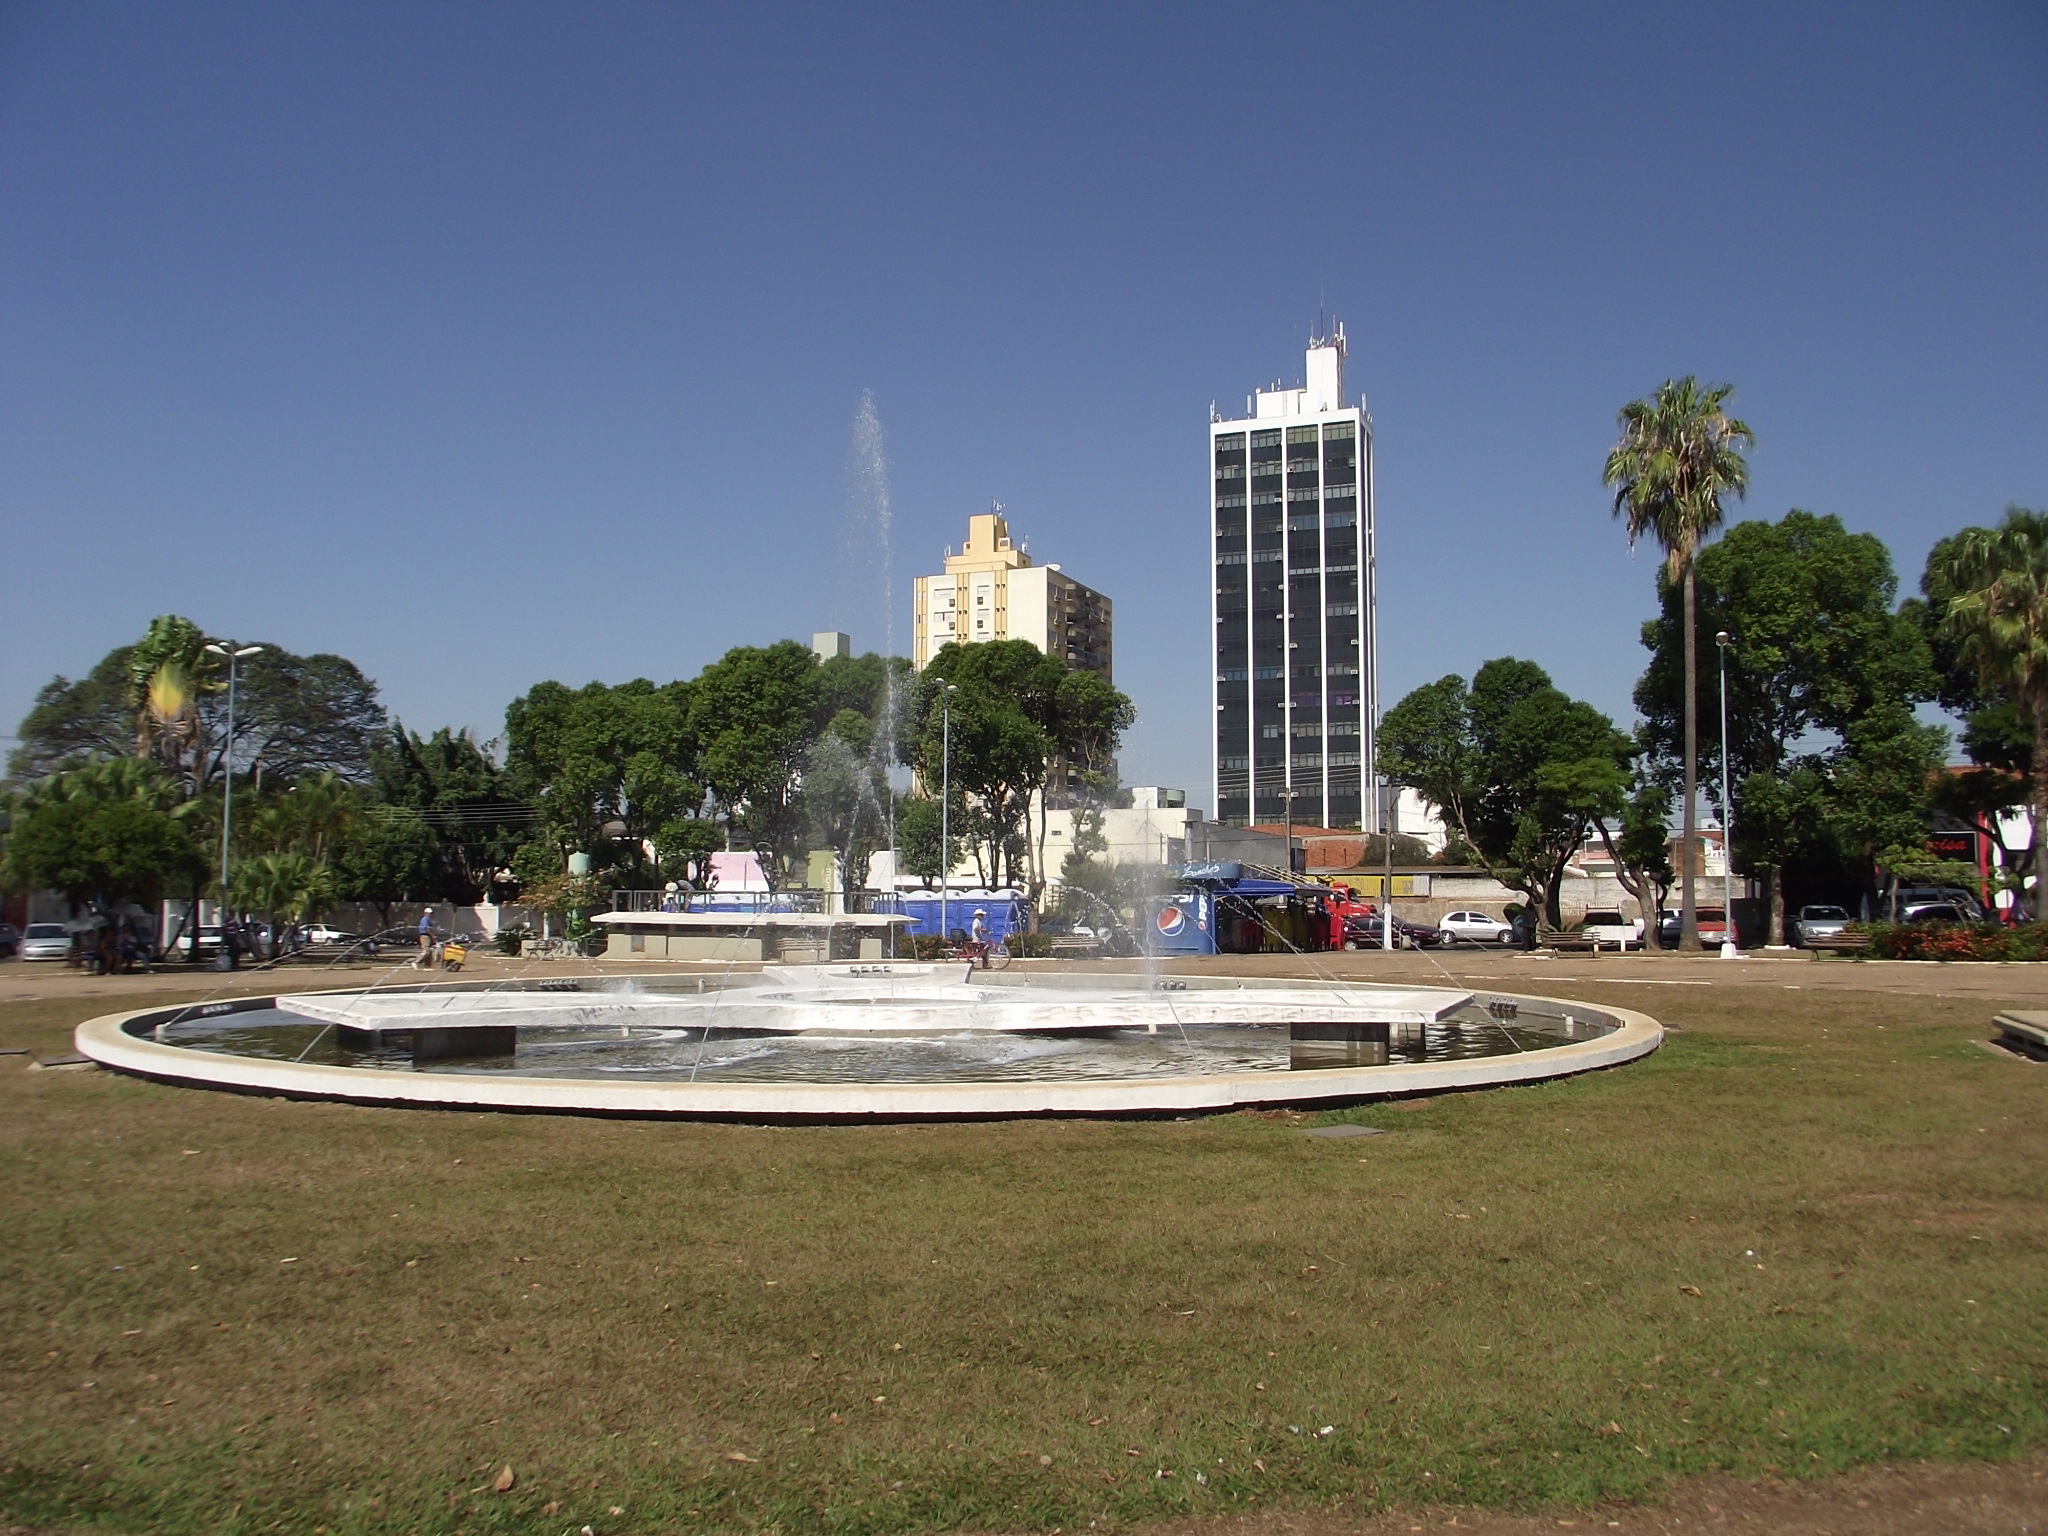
[955,938,1012,971]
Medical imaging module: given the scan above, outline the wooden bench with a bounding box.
[1540,932,1639,954]
[1803,931,1870,956]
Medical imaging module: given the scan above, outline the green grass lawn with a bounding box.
[1,979,2042,1535]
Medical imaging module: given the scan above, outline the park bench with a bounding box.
[1539,932,1637,954]
[1803,931,1870,957]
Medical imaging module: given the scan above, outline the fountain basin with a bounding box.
[73,970,1663,1120]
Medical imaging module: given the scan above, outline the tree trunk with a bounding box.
[1768,864,1786,946]
[1680,563,1701,951]
[2032,701,2048,922]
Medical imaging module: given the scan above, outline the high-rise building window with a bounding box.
[1212,326,1375,830]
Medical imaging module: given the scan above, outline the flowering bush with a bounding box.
[1860,922,2048,962]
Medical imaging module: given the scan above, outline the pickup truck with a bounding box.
[1577,910,1644,949]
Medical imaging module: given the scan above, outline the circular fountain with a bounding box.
[74,964,1662,1119]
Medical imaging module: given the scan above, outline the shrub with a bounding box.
[1006,932,1054,959]
[1861,921,2048,962]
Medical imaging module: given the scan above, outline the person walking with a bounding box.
[970,907,990,968]
[416,908,437,969]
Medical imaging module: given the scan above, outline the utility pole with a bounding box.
[1382,779,1394,952]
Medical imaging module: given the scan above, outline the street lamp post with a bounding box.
[1715,630,1737,958]
[939,683,956,949]
[204,642,264,948]
[1383,779,1395,953]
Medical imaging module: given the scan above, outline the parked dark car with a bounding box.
[1902,901,1967,925]
[0,923,18,957]
[1342,913,1442,950]
[1896,885,1984,921]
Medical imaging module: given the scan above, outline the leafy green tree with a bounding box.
[1605,378,1754,949]
[9,647,144,780]
[1635,510,1936,939]
[245,772,360,863]
[1598,774,1676,946]
[4,794,205,913]
[1929,507,2048,905]
[224,650,386,788]
[230,850,340,958]
[1379,660,1634,930]
[370,725,528,903]
[10,621,386,792]
[908,641,1133,910]
[504,679,699,887]
[688,642,823,887]
[1819,702,1948,917]
[910,642,1056,896]
[337,807,440,931]
[896,793,961,890]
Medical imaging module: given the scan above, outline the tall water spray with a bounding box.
[846,391,902,911]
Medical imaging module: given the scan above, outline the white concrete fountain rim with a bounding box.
[271,965,1473,1036]
[73,971,1665,1119]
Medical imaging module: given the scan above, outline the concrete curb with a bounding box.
[73,979,1664,1121]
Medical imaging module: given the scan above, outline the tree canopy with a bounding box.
[1635,509,1938,937]
[8,616,387,791]
[1378,659,1633,929]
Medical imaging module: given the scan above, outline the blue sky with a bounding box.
[3,3,2044,807]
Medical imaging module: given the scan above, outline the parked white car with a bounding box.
[19,922,73,961]
[1792,904,1851,946]
[1437,910,1514,944]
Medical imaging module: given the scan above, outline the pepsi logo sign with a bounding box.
[1155,905,1187,937]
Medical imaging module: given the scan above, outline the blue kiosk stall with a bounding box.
[1147,862,1341,956]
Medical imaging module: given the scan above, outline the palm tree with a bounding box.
[1604,379,1754,951]
[126,615,218,786]
[1938,507,2048,914]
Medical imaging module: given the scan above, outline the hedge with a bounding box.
[1858,921,2048,962]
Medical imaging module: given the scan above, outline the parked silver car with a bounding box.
[1436,910,1514,944]
[1792,905,1851,946]
[19,922,73,961]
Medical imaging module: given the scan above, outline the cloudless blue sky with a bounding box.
[3,3,2044,805]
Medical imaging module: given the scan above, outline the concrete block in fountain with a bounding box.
[1993,1011,2048,1061]
[1289,1021,1391,1069]
[338,1021,517,1064]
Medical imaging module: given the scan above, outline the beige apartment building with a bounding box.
[912,510,1113,679]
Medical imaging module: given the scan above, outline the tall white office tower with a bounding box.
[1210,324,1377,830]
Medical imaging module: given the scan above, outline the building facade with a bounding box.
[913,509,1113,679]
[1211,325,1377,829]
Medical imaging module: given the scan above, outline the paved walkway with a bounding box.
[7,942,2048,1009]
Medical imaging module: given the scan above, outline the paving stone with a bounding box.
[1301,1124,1386,1138]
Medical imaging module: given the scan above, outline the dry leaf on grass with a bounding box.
[491,1464,515,1493]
